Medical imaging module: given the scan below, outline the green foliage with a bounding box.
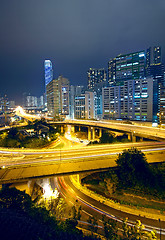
[102,215,118,240]
[0,186,93,240]
[122,219,157,240]
[99,131,129,144]
[0,122,59,148]
[100,131,116,143]
[0,185,32,212]
[116,148,152,188]
[87,216,98,234]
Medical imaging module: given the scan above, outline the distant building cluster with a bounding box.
[45,46,165,124]
[0,96,15,113]
[22,93,44,110]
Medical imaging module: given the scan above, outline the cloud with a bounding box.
[0,0,165,103]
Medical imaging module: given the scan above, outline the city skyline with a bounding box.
[0,0,165,104]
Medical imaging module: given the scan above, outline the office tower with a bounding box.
[146,46,161,70]
[102,86,120,119]
[159,85,165,124]
[46,76,70,118]
[108,59,116,86]
[69,85,75,119]
[44,60,53,88]
[74,91,97,119]
[108,51,146,86]
[93,82,107,119]
[58,75,70,116]
[87,68,107,90]
[102,77,158,122]
[146,46,164,86]
[69,85,85,119]
[75,94,85,119]
[46,79,59,118]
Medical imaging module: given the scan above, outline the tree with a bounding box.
[115,148,152,187]
[100,131,116,143]
[0,185,32,212]
[122,218,157,240]
[87,216,98,234]
[102,215,118,240]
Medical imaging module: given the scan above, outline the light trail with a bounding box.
[1,146,165,168]
[56,176,165,236]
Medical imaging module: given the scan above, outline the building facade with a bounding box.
[102,77,158,122]
[87,68,107,90]
[46,79,59,118]
[108,51,146,86]
[74,91,97,119]
[44,60,53,88]
[46,76,70,119]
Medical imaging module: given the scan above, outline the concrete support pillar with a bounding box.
[61,125,64,133]
[128,132,136,142]
[88,126,91,141]
[128,133,131,141]
[99,128,102,138]
[92,127,95,140]
[77,174,80,184]
[71,125,75,133]
[132,135,136,143]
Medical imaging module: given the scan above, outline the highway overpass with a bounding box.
[0,141,165,184]
[54,119,165,141]
[14,107,165,141]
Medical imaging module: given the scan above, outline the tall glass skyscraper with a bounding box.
[44,60,53,88]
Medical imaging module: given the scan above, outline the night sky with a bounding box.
[0,0,165,104]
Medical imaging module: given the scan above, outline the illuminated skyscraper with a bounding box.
[108,51,146,86]
[44,60,53,88]
[146,46,164,86]
[87,68,107,90]
[46,75,70,118]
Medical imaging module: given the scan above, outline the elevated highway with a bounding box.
[0,141,165,184]
[58,119,165,141]
[14,106,165,141]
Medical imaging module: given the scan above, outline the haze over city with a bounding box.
[1,0,165,104]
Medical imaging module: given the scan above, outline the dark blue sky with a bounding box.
[0,0,165,104]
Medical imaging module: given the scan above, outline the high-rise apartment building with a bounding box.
[44,60,53,88]
[46,76,70,118]
[87,68,107,90]
[46,79,59,118]
[23,93,44,109]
